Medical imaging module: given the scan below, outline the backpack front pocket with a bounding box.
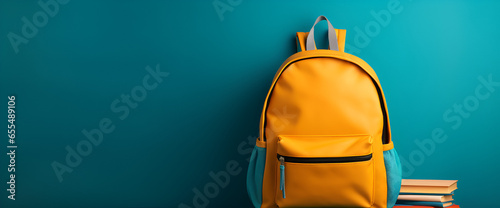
[275,135,374,208]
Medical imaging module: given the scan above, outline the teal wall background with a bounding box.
[1,0,499,207]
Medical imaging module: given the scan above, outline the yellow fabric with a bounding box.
[296,29,346,52]
[275,135,374,207]
[383,141,394,151]
[256,138,266,148]
[277,135,372,158]
[295,32,308,52]
[260,50,392,144]
[258,49,390,208]
[276,160,374,207]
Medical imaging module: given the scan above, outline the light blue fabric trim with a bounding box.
[247,146,266,208]
[384,148,402,208]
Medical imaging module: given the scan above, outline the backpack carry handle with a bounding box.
[306,16,339,51]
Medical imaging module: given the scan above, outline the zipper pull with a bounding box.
[279,156,286,199]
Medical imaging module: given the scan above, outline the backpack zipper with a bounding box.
[279,156,286,199]
[277,153,372,199]
[276,153,372,163]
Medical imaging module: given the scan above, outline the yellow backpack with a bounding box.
[247,16,402,208]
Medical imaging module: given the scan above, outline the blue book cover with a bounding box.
[396,200,453,207]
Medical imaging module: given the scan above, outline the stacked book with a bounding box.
[394,179,459,208]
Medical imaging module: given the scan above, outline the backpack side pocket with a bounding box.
[383,142,402,208]
[247,139,266,208]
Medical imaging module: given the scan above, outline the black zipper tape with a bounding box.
[277,153,372,163]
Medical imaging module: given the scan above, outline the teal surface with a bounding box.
[1,0,499,207]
